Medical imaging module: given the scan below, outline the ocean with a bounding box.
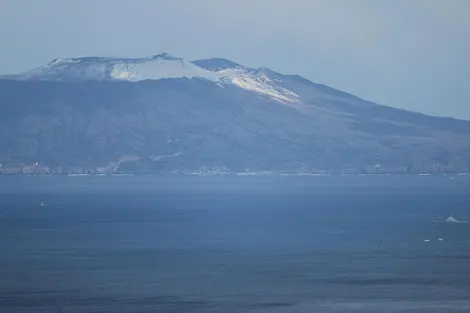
[0,175,469,312]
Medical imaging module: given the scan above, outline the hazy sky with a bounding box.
[1,0,469,119]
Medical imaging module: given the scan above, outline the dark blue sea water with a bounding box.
[1,175,470,312]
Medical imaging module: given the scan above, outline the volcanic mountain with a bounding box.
[1,53,469,174]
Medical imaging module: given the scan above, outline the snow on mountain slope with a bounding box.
[108,54,219,81]
[192,57,299,102]
[191,58,299,102]
[16,53,219,82]
[5,53,300,102]
[218,67,299,102]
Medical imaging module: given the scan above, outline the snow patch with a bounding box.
[217,68,299,102]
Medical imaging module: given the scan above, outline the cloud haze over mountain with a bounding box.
[1,0,469,119]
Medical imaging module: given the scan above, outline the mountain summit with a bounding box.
[7,54,301,103]
[12,53,218,82]
[1,54,470,174]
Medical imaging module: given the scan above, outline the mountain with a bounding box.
[1,53,470,174]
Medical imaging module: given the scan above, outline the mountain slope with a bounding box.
[1,54,469,174]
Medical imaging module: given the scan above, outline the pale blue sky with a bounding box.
[1,0,469,119]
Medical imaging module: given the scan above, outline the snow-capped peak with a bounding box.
[6,54,300,103]
[16,53,219,82]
